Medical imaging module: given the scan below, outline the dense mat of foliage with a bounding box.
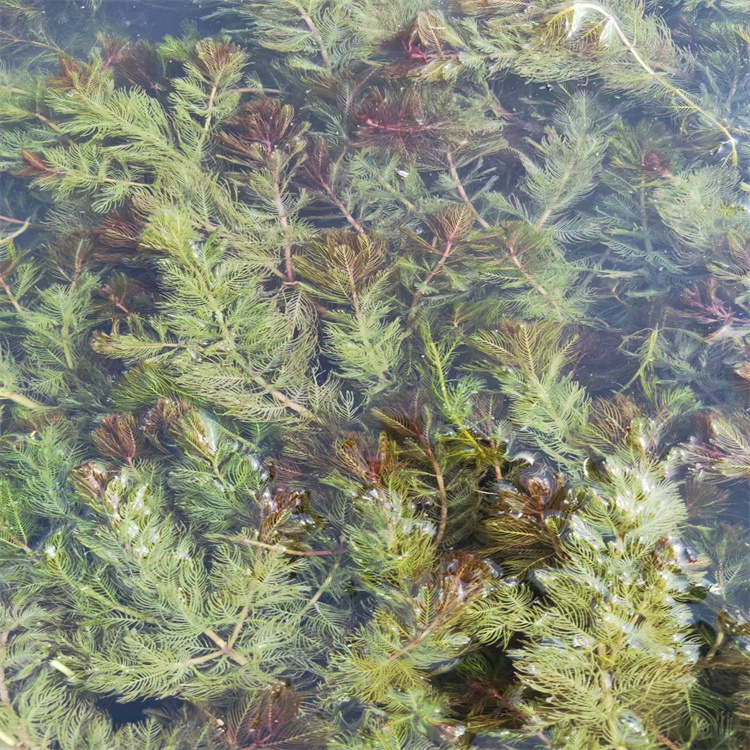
[0,0,748,747]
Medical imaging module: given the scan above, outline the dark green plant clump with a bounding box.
[0,0,748,747]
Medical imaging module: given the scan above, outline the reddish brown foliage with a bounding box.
[641,150,672,178]
[223,687,328,750]
[193,39,244,79]
[298,136,333,192]
[432,549,497,610]
[353,87,448,155]
[93,413,143,465]
[142,397,192,453]
[220,100,297,163]
[47,53,93,90]
[334,433,403,487]
[384,16,460,76]
[103,36,166,93]
[425,205,475,245]
[13,151,57,179]
[259,487,320,545]
[70,461,111,500]
[94,210,143,250]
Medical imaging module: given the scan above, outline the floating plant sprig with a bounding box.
[547,1,742,164]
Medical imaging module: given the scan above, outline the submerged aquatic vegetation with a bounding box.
[0,0,748,747]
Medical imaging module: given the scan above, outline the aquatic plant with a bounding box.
[0,0,747,747]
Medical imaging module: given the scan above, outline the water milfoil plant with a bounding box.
[0,0,747,748]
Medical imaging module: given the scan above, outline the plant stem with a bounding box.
[423,442,448,546]
[181,247,316,420]
[226,602,250,651]
[447,152,490,230]
[0,633,11,708]
[196,84,218,153]
[202,628,248,666]
[534,162,574,231]
[0,219,30,246]
[447,152,564,314]
[60,240,84,371]
[251,373,316,420]
[555,3,738,164]
[182,650,225,668]
[0,31,61,55]
[410,240,454,319]
[0,529,32,554]
[329,192,365,235]
[346,259,389,385]
[224,535,346,557]
[234,86,282,95]
[0,630,36,750]
[379,177,417,212]
[270,158,295,282]
[639,176,655,260]
[657,735,682,750]
[0,215,28,226]
[507,241,563,315]
[0,275,24,314]
[0,390,44,410]
[33,112,65,135]
[388,615,442,661]
[290,0,333,74]
[299,560,340,616]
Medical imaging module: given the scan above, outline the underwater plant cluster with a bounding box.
[0,0,748,747]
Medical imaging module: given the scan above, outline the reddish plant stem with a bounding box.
[447,151,490,229]
[225,536,347,557]
[363,118,447,134]
[657,734,682,750]
[310,171,365,235]
[0,214,27,226]
[410,240,454,319]
[507,242,562,315]
[330,193,365,235]
[447,151,563,315]
[0,274,24,314]
[0,32,61,54]
[421,439,448,545]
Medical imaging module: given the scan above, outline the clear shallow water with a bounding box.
[0,0,748,747]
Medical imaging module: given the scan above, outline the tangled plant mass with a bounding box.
[0,0,748,748]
